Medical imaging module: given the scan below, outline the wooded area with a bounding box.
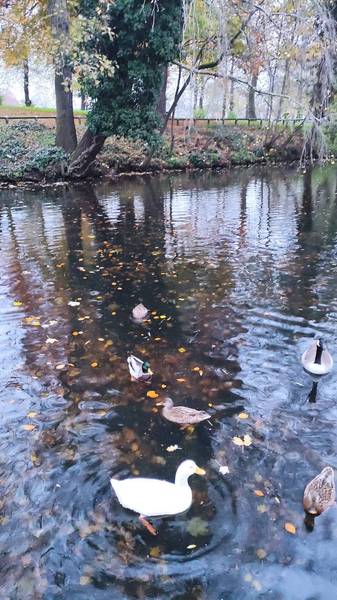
[1,0,337,177]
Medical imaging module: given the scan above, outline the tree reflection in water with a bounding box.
[0,165,337,598]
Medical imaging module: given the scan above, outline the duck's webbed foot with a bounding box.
[139,515,157,535]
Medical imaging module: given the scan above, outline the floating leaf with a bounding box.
[27,411,37,418]
[219,465,229,475]
[46,338,57,344]
[176,378,186,383]
[284,522,296,534]
[13,300,23,307]
[178,347,186,353]
[243,434,252,446]
[149,546,161,558]
[256,548,267,560]
[72,331,79,337]
[80,576,91,586]
[91,362,98,368]
[147,390,159,399]
[22,424,36,431]
[68,301,80,307]
[254,490,264,497]
[166,445,181,452]
[187,544,197,550]
[232,436,244,446]
[257,504,267,513]
[238,412,249,419]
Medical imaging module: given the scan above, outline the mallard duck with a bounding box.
[111,459,205,534]
[161,397,211,426]
[301,338,333,375]
[132,303,149,321]
[127,355,152,382]
[303,466,336,515]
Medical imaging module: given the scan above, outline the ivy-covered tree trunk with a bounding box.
[48,0,77,153]
[156,65,168,121]
[68,0,183,178]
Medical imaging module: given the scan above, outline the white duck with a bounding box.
[301,338,333,376]
[111,459,205,534]
[127,355,152,382]
[132,303,149,321]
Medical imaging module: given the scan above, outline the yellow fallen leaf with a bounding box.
[13,300,23,307]
[159,315,166,319]
[284,522,296,534]
[178,347,186,353]
[254,490,264,497]
[27,411,38,418]
[257,504,267,513]
[91,362,98,368]
[72,331,79,337]
[22,424,36,431]
[256,548,266,559]
[243,434,252,446]
[149,546,161,558]
[232,436,244,446]
[80,576,91,585]
[238,412,249,419]
[147,390,159,399]
[187,544,197,549]
[56,364,66,370]
[176,378,186,383]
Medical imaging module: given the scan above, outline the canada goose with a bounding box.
[301,338,333,375]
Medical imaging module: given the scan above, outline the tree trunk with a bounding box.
[48,0,77,153]
[228,58,235,113]
[23,60,32,106]
[245,73,258,119]
[276,58,290,120]
[198,77,205,110]
[68,128,106,178]
[156,65,168,121]
[80,91,86,111]
[54,67,77,152]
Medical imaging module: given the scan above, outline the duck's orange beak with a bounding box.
[195,466,206,476]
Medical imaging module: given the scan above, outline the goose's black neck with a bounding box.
[314,341,324,364]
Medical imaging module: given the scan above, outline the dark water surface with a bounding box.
[1,166,337,599]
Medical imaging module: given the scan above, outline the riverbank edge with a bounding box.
[0,155,305,191]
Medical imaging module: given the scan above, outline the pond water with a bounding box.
[1,165,337,599]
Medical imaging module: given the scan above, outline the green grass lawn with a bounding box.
[0,104,87,116]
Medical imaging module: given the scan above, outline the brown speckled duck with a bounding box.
[303,467,336,515]
[161,397,211,426]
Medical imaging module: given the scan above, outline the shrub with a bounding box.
[24,147,68,172]
[231,147,254,164]
[193,107,207,119]
[167,155,187,169]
